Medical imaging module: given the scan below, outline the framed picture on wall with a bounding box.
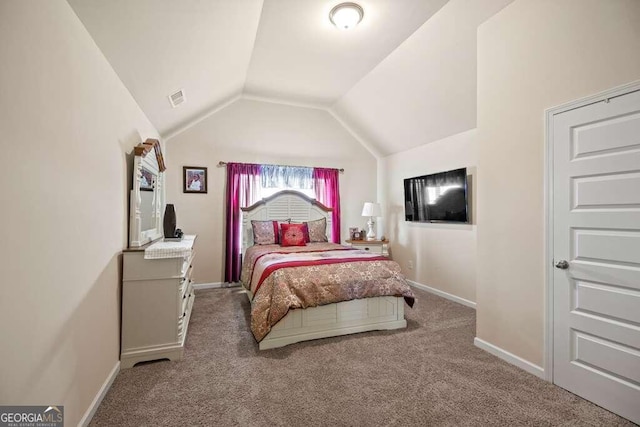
[183,166,208,194]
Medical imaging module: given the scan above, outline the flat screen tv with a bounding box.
[404,167,469,223]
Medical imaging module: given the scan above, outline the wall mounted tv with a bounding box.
[404,167,469,223]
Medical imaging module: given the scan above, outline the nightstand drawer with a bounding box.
[345,239,389,257]
[354,244,383,254]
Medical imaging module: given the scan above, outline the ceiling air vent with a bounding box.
[168,89,186,108]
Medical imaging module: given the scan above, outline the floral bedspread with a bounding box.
[241,243,415,342]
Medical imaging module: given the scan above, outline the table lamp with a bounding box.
[361,202,382,241]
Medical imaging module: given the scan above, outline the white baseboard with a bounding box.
[474,337,545,379]
[193,282,241,290]
[79,360,120,427]
[407,280,476,309]
[193,282,223,290]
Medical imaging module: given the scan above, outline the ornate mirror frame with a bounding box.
[129,138,166,247]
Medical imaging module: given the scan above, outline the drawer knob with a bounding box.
[365,247,369,251]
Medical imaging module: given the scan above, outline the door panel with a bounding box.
[573,229,640,264]
[573,172,640,208]
[574,281,640,324]
[553,89,640,424]
[572,111,640,158]
[573,331,640,384]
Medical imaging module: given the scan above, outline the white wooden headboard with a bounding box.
[240,190,333,255]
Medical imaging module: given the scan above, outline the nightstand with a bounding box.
[345,239,389,256]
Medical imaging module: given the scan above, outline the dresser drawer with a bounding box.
[179,280,193,319]
[179,265,194,299]
[178,290,195,342]
[123,251,194,281]
[180,251,195,277]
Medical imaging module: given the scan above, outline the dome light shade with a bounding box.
[329,3,364,30]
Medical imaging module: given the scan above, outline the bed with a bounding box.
[240,190,415,350]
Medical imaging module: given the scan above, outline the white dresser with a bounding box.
[121,235,196,368]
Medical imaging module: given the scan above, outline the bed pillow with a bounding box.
[280,223,307,247]
[305,218,328,242]
[301,223,310,243]
[251,220,279,245]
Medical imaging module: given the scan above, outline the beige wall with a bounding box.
[0,1,158,425]
[477,0,640,367]
[165,98,377,283]
[381,129,477,303]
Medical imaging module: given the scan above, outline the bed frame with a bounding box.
[240,190,407,350]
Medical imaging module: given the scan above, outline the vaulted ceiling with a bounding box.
[68,0,513,156]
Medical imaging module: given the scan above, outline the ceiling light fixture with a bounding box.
[329,2,364,30]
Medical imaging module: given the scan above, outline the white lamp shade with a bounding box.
[361,202,381,217]
[329,3,364,30]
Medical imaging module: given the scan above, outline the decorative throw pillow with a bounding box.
[305,218,328,242]
[251,220,279,245]
[282,222,310,243]
[277,218,291,229]
[280,223,307,247]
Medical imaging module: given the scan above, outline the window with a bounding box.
[259,165,315,199]
[260,186,315,199]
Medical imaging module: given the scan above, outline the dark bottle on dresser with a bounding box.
[163,204,177,238]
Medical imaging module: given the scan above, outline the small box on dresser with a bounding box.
[121,235,197,369]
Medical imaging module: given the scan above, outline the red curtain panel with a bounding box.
[313,167,341,244]
[224,162,261,282]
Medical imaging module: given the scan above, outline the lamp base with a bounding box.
[366,217,376,241]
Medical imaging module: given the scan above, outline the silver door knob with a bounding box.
[555,260,569,269]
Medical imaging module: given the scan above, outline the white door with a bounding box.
[552,88,640,424]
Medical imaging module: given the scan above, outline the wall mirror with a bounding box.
[129,138,166,247]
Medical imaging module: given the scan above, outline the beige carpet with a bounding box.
[90,287,634,426]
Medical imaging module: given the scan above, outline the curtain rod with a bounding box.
[217,161,344,173]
